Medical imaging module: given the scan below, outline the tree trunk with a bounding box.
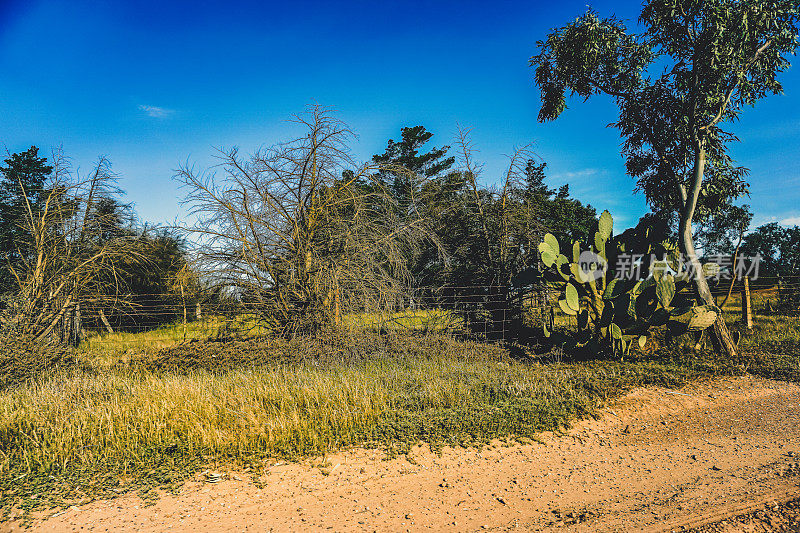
[680,145,738,358]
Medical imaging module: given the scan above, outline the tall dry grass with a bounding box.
[3,311,799,518]
[1,330,704,514]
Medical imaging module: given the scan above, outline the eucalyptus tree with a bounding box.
[530,0,799,356]
[696,204,753,257]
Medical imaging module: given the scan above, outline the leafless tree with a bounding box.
[175,105,439,335]
[2,151,139,344]
[454,126,543,287]
[450,127,546,335]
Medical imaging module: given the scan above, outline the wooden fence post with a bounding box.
[334,285,341,327]
[180,284,187,342]
[98,309,114,334]
[741,276,753,330]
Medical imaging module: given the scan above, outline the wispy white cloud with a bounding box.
[753,214,800,227]
[550,168,602,181]
[539,167,648,228]
[138,104,174,118]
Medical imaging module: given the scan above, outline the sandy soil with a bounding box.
[6,375,800,532]
[690,497,800,532]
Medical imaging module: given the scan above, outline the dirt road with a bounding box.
[9,375,800,532]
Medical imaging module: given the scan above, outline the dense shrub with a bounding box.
[132,330,509,374]
[0,332,78,389]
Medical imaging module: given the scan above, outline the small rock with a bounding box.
[205,472,223,483]
[711,465,721,471]
[319,463,340,476]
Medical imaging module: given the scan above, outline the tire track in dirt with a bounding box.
[658,486,800,532]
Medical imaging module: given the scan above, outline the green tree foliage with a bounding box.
[372,125,455,213]
[0,147,54,292]
[108,229,194,331]
[0,147,192,340]
[740,222,800,314]
[81,197,192,331]
[740,222,800,278]
[371,128,597,291]
[433,156,598,290]
[530,0,799,357]
[85,197,133,245]
[370,126,456,286]
[523,161,597,244]
[384,130,599,337]
[696,204,753,256]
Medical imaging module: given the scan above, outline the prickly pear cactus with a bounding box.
[536,211,720,356]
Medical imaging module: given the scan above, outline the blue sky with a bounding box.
[1,0,799,230]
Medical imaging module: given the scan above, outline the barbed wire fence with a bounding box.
[710,276,800,316]
[79,275,800,349]
[79,284,542,347]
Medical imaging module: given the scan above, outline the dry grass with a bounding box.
[715,286,800,354]
[81,309,459,365]
[79,320,216,359]
[79,315,270,364]
[345,308,463,331]
[3,304,799,521]
[0,330,714,519]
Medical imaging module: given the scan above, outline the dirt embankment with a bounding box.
[7,375,800,532]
